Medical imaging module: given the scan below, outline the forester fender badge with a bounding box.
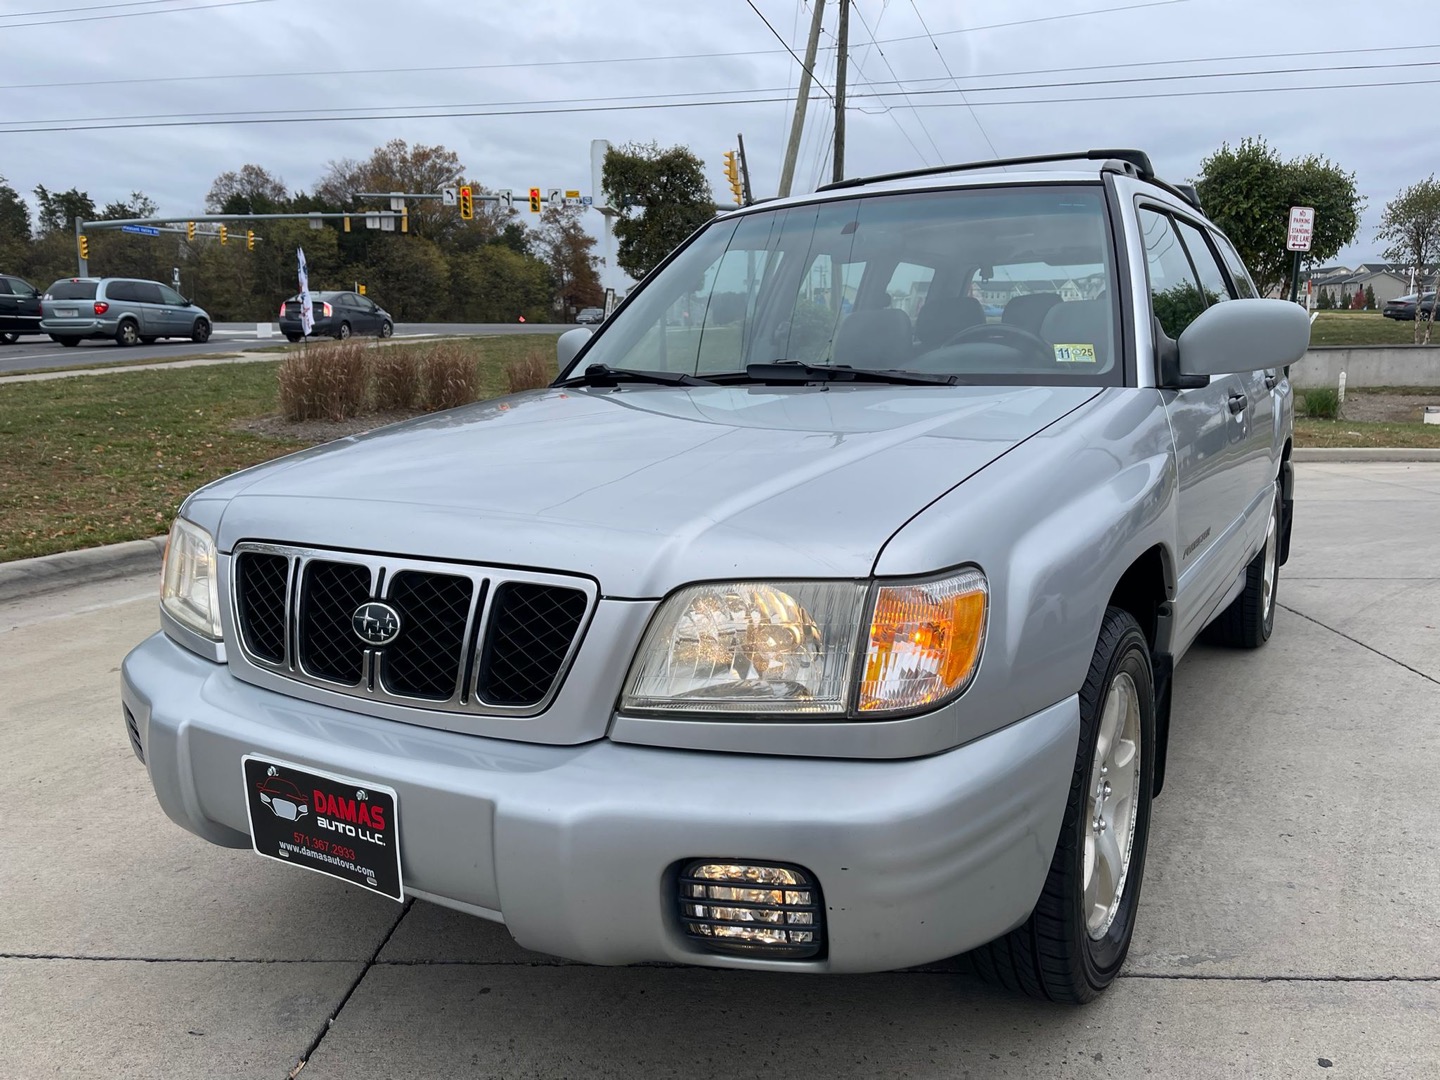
[351,601,401,646]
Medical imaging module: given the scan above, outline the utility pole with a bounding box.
[736,132,755,205]
[832,0,849,184]
[778,0,826,198]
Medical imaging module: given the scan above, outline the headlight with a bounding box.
[621,581,868,715]
[621,568,988,718]
[161,517,222,640]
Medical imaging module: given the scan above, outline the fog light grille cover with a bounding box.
[679,862,823,958]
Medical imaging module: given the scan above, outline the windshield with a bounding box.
[581,184,1121,385]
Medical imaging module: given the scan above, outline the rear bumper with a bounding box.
[40,317,115,337]
[122,630,1078,973]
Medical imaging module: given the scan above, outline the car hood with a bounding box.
[208,384,1098,596]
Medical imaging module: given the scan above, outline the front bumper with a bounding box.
[121,631,1078,973]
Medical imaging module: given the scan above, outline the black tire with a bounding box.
[335,321,351,340]
[57,336,80,347]
[191,318,211,343]
[379,320,393,339]
[969,606,1155,1003]
[115,319,140,347]
[1204,488,1281,649]
[285,332,303,343]
[140,336,158,344]
[0,331,18,345]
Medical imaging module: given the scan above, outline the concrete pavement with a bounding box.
[2,464,1437,1078]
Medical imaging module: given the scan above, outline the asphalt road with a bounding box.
[0,323,570,375]
[2,463,1437,1078]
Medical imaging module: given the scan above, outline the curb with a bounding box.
[0,535,166,604]
[1293,448,1440,463]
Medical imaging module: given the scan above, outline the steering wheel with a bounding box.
[942,322,1054,364]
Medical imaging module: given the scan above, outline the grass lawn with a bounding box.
[1308,311,1433,347]
[0,334,561,562]
[1294,418,1440,449]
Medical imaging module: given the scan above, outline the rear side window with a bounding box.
[131,282,163,304]
[1138,208,1207,339]
[0,279,12,295]
[47,281,98,300]
[106,281,137,302]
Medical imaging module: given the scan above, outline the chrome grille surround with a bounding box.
[228,542,597,717]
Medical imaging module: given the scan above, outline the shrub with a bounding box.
[277,341,369,421]
[505,349,552,394]
[370,349,420,412]
[419,342,480,412]
[1302,387,1340,419]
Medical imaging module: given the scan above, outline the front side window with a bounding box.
[1175,219,1234,307]
[1139,208,1207,339]
[158,284,185,305]
[580,185,1122,385]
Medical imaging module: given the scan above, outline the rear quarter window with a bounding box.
[47,281,98,300]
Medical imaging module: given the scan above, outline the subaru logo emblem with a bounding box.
[352,601,401,646]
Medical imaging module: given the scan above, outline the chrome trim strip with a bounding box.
[229,541,597,719]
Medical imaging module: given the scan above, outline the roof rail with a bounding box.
[814,147,1204,211]
[816,149,1156,192]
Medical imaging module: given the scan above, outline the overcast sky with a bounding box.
[1,0,1432,286]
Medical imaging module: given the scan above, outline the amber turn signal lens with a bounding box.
[859,569,988,713]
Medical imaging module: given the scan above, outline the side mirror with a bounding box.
[1177,298,1310,379]
[557,326,592,374]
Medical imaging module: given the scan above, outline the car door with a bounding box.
[1137,206,1253,628]
[12,278,43,333]
[0,277,17,332]
[157,283,191,336]
[128,282,166,336]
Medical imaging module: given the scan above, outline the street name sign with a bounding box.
[121,225,161,236]
[1287,206,1315,252]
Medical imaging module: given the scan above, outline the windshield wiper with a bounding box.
[558,363,715,388]
[744,360,961,386]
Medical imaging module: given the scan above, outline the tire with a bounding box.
[115,319,140,347]
[379,320,393,339]
[140,336,158,344]
[191,318,211,343]
[285,332,303,343]
[57,336,80,347]
[335,321,351,340]
[1204,488,1280,649]
[0,332,18,345]
[970,606,1155,1003]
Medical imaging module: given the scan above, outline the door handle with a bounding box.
[1228,393,1248,415]
[1264,373,1279,390]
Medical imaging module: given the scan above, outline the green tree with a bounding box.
[1376,175,1440,338]
[0,176,32,243]
[33,185,96,236]
[602,142,715,280]
[1194,137,1362,297]
[536,204,603,320]
[316,140,463,242]
[1364,283,1377,310]
[99,191,159,220]
[206,164,290,215]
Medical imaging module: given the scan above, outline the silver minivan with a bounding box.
[40,277,213,347]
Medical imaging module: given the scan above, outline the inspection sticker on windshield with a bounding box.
[1053,343,1097,363]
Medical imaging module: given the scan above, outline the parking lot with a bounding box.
[2,462,1436,1078]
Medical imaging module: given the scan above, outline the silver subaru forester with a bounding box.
[121,149,1307,1003]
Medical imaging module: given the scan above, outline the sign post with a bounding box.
[1286,206,1314,304]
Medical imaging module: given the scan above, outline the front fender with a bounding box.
[874,388,1178,749]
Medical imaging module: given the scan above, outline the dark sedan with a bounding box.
[1382,292,1436,320]
[0,274,43,343]
[279,291,393,342]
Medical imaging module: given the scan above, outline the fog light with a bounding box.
[679,861,823,958]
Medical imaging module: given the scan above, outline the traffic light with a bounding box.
[78,234,88,259]
[400,207,408,234]
[186,221,196,242]
[343,215,351,233]
[357,284,366,295]
[458,185,473,220]
[723,150,743,203]
[219,225,228,245]
[528,187,541,213]
[246,229,255,251]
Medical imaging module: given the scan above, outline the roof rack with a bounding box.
[815,148,1202,210]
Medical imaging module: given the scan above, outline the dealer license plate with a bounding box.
[241,755,403,901]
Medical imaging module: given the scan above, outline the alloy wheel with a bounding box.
[1084,670,1142,940]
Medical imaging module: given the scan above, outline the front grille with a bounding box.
[478,583,589,707]
[380,571,475,700]
[235,551,289,663]
[299,561,372,685]
[229,543,594,717]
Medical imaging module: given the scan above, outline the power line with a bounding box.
[891,75,1440,109]
[0,0,177,19]
[847,0,945,162]
[1,0,274,27]
[743,0,835,100]
[907,0,999,159]
[841,39,932,165]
